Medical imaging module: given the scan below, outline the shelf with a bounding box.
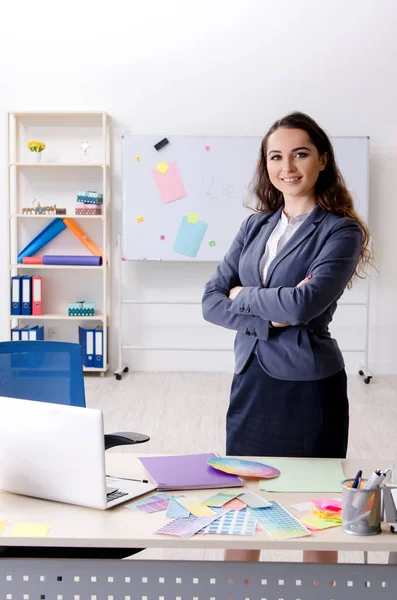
[83,364,109,373]
[9,111,107,117]
[10,264,105,270]
[9,163,107,168]
[10,314,106,321]
[7,110,110,373]
[11,214,104,220]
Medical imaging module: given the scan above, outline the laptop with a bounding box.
[0,397,156,509]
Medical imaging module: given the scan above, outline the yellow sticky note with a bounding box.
[188,213,199,223]
[156,162,169,174]
[0,521,7,535]
[136,156,141,162]
[186,504,216,517]
[136,216,144,223]
[11,523,51,537]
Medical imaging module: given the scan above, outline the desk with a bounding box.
[0,455,396,599]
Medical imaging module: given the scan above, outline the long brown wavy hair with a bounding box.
[249,112,371,277]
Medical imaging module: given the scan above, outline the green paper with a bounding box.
[259,459,345,493]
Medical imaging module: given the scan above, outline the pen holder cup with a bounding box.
[341,478,381,536]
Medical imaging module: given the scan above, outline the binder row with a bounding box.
[11,325,44,341]
[79,326,104,368]
[11,276,42,315]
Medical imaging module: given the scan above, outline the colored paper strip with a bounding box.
[166,496,189,518]
[186,504,216,517]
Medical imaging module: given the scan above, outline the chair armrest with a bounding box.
[104,431,150,450]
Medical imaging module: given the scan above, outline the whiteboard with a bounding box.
[122,136,369,261]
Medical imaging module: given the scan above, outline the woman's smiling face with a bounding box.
[266,127,327,201]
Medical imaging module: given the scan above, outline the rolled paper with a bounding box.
[63,218,102,257]
[17,218,66,263]
[42,255,102,266]
[22,257,43,264]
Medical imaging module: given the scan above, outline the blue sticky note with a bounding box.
[173,216,208,258]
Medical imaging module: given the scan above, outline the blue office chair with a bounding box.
[0,341,149,448]
[0,340,147,559]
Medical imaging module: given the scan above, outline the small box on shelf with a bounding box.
[75,206,102,216]
[76,191,103,205]
[68,301,96,317]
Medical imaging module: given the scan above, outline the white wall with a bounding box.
[0,0,396,373]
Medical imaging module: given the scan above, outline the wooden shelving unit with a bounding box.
[6,111,110,376]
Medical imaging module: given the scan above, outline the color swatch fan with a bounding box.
[207,457,280,479]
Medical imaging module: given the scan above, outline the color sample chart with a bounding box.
[156,514,222,538]
[249,502,311,540]
[199,509,257,536]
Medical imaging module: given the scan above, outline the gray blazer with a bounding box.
[202,205,362,380]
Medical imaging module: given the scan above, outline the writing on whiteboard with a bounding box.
[201,174,244,200]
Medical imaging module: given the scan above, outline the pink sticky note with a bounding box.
[152,161,187,204]
[160,235,165,240]
[312,499,342,511]
[205,145,210,151]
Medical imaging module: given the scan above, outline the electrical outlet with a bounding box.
[48,327,59,340]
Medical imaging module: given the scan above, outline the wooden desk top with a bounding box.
[0,455,395,551]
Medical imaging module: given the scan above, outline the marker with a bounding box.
[352,469,386,510]
[352,470,362,489]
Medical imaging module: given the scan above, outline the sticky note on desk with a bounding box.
[0,521,7,535]
[11,523,51,537]
[188,213,198,223]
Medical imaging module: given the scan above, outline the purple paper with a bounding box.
[138,453,244,491]
[42,255,102,266]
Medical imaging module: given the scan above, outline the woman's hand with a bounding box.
[271,274,312,328]
[229,286,244,301]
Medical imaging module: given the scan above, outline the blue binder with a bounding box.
[28,325,44,341]
[94,327,104,368]
[11,276,22,315]
[78,326,95,368]
[11,327,20,341]
[21,276,32,315]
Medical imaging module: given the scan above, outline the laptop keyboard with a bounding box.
[107,489,129,503]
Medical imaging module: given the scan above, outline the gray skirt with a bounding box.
[226,354,349,458]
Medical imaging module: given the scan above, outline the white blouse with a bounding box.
[259,210,311,285]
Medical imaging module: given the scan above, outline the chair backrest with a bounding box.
[0,341,86,407]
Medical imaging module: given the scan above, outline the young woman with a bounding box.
[202,112,370,563]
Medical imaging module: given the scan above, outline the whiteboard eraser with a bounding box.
[154,138,169,151]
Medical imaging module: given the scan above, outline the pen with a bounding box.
[107,475,149,483]
[352,470,362,489]
[352,469,386,510]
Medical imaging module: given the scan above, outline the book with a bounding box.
[138,453,244,491]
